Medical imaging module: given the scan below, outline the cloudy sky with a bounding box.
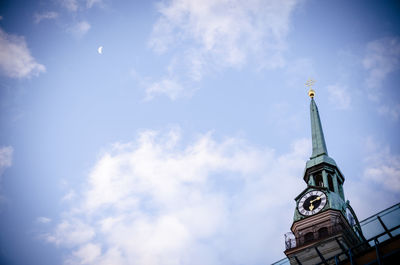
[0,0,400,264]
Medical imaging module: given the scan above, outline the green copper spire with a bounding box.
[310,98,328,158]
[304,81,337,170]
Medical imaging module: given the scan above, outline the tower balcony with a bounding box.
[281,203,400,265]
[284,222,356,251]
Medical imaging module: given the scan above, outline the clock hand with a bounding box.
[310,197,321,203]
[309,203,314,211]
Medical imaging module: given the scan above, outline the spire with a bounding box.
[304,79,337,173]
[310,98,328,158]
[305,78,328,159]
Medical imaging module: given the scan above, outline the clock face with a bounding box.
[298,190,327,216]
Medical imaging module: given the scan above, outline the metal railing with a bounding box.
[276,203,400,265]
[358,203,400,245]
[322,223,400,265]
[285,222,351,251]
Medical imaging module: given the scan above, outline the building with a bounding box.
[275,83,400,264]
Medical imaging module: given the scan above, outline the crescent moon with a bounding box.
[98,46,103,54]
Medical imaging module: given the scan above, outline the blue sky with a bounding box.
[0,0,399,264]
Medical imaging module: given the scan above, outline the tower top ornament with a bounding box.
[305,78,316,98]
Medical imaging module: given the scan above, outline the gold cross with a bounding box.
[305,78,316,98]
[305,78,316,89]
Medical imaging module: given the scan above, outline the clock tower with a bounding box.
[284,81,365,264]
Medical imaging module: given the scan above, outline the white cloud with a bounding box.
[148,0,301,99]
[378,104,400,121]
[69,21,91,37]
[363,138,400,193]
[327,84,351,110]
[37,217,52,224]
[145,78,186,100]
[46,129,310,264]
[46,219,95,247]
[86,0,103,8]
[0,146,13,201]
[0,28,46,78]
[34,11,58,23]
[345,137,400,219]
[0,146,13,176]
[60,0,102,11]
[150,0,297,65]
[62,189,77,201]
[363,37,400,99]
[71,243,101,264]
[61,0,79,12]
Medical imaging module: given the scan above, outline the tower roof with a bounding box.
[310,98,328,158]
[305,94,337,170]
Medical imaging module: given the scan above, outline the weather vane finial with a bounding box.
[306,78,316,98]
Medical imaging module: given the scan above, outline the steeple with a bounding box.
[284,80,365,265]
[304,82,337,170]
[310,98,328,158]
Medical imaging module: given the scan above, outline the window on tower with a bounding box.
[304,232,314,243]
[318,227,329,239]
[315,174,323,187]
[328,174,334,192]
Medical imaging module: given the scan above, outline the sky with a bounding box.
[0,0,400,264]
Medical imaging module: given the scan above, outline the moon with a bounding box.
[97,46,103,54]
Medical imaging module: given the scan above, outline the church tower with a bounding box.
[284,81,365,264]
